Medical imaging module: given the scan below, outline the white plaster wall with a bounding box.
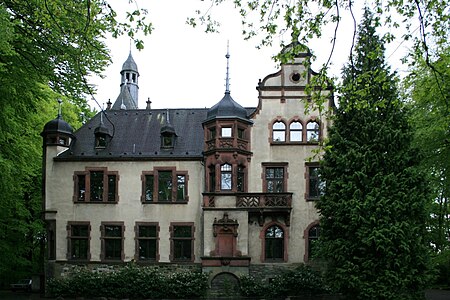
[45,158,204,262]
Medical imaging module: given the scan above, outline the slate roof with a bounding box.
[112,84,138,110]
[42,115,74,136]
[205,92,250,123]
[122,52,138,73]
[57,108,210,160]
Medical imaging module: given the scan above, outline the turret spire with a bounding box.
[225,40,230,94]
[57,99,62,117]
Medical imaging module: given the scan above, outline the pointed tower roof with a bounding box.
[205,43,249,122]
[122,51,138,73]
[112,82,137,110]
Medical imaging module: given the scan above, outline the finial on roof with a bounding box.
[120,98,126,110]
[166,108,170,124]
[106,99,112,110]
[57,98,62,117]
[225,40,230,94]
[146,97,152,110]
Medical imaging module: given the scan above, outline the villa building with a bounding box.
[41,44,333,287]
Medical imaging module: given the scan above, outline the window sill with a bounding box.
[142,201,188,204]
[74,201,118,204]
[306,197,320,202]
[270,141,319,146]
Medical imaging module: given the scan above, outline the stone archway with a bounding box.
[209,272,240,298]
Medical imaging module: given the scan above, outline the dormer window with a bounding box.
[161,135,174,148]
[96,136,107,148]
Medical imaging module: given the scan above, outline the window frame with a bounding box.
[289,120,303,142]
[135,222,159,262]
[262,163,288,193]
[67,221,91,261]
[272,121,286,142]
[100,222,125,262]
[170,222,195,262]
[305,162,325,201]
[261,222,288,262]
[220,163,233,191]
[73,167,119,203]
[141,168,189,203]
[304,221,320,262]
[306,120,320,143]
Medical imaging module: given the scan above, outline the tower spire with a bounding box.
[225,40,230,94]
[57,99,62,117]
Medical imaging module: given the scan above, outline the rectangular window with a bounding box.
[170,223,194,262]
[238,128,245,139]
[74,168,119,203]
[158,171,172,201]
[101,223,124,261]
[136,223,158,261]
[221,127,232,137]
[306,163,325,200]
[141,169,188,203]
[209,127,216,139]
[265,167,285,193]
[67,222,90,260]
[144,175,154,202]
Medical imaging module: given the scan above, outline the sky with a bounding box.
[90,1,412,111]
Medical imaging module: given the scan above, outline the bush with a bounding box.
[47,264,209,299]
[433,250,450,288]
[240,264,330,298]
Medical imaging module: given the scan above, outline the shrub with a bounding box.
[240,264,330,298]
[47,264,208,299]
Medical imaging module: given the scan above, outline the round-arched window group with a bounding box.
[272,119,320,143]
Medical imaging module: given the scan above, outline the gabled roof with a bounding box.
[57,108,209,160]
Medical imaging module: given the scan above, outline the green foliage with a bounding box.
[431,250,450,288]
[404,47,450,254]
[47,264,209,299]
[316,7,432,300]
[189,1,449,65]
[239,265,330,298]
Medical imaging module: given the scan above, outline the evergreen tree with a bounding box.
[316,7,431,299]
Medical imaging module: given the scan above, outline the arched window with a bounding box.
[220,164,232,190]
[265,225,284,261]
[272,121,286,142]
[306,121,320,142]
[289,121,303,142]
[307,225,320,261]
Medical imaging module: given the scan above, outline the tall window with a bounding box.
[272,121,286,142]
[67,222,90,260]
[170,223,194,262]
[209,165,216,192]
[265,167,285,193]
[307,224,320,262]
[142,169,188,203]
[265,225,284,261]
[306,121,320,142]
[221,164,232,190]
[306,163,325,200]
[136,223,158,261]
[237,165,245,192]
[101,223,124,261]
[74,168,118,203]
[289,121,303,142]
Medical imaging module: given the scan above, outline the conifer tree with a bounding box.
[316,7,431,299]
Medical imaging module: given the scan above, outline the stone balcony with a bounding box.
[202,192,293,226]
